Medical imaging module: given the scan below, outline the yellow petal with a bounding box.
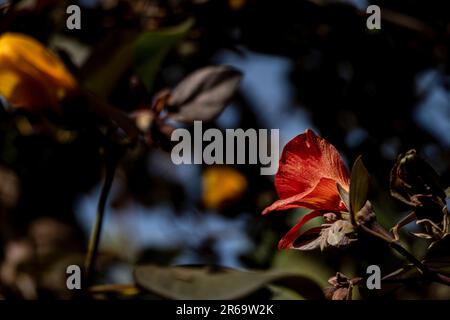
[0,67,59,110]
[0,68,21,99]
[0,33,77,90]
[0,33,77,110]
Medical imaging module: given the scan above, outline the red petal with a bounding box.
[278,211,323,249]
[264,130,349,214]
[263,177,347,214]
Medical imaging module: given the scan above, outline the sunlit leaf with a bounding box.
[134,265,324,300]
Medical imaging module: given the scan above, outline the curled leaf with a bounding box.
[410,232,433,240]
[292,227,325,251]
[390,150,446,214]
[325,220,355,248]
[291,220,356,251]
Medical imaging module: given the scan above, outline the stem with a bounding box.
[359,224,431,276]
[388,241,430,276]
[362,223,450,287]
[84,148,119,287]
[359,223,391,242]
[82,90,140,145]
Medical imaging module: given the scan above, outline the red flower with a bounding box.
[263,129,354,250]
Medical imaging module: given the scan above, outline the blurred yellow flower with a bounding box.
[202,166,247,210]
[229,0,246,10]
[0,33,77,111]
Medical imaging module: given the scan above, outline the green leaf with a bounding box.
[268,285,305,300]
[81,30,139,99]
[271,250,332,287]
[349,156,370,223]
[134,19,194,91]
[81,19,193,99]
[134,265,324,300]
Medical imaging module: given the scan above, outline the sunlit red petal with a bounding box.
[278,210,323,249]
[263,177,347,214]
[263,129,349,214]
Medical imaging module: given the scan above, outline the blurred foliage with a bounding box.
[0,0,449,300]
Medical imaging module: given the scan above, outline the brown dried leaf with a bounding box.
[390,149,446,208]
[167,65,242,123]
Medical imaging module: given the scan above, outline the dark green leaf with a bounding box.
[268,285,305,300]
[134,19,194,91]
[81,30,139,99]
[134,265,324,300]
[350,156,370,223]
[82,20,193,98]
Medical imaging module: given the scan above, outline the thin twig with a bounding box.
[389,241,430,276]
[84,146,119,287]
[360,224,430,276]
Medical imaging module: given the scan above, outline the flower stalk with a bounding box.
[360,223,450,286]
[84,142,121,288]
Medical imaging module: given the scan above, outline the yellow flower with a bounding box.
[229,0,246,10]
[202,166,247,210]
[0,33,77,111]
